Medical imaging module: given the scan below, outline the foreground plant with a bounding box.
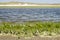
[0,21,60,37]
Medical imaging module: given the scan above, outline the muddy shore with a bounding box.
[0,35,60,40]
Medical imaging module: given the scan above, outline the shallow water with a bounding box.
[0,8,60,22]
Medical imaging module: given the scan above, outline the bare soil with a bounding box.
[0,35,60,40]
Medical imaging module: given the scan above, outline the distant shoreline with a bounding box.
[0,5,59,8]
[0,4,60,8]
[0,4,60,6]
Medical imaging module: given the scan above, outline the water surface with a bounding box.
[0,8,60,22]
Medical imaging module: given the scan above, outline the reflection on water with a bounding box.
[0,8,60,22]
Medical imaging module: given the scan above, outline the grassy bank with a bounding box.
[0,6,60,8]
[0,21,60,38]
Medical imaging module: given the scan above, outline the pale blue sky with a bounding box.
[0,0,60,3]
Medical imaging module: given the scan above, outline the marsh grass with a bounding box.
[0,21,60,37]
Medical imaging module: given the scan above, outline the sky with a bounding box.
[0,0,60,4]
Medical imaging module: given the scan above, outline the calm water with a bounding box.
[0,8,60,22]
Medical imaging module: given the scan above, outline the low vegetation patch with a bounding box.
[0,21,60,37]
